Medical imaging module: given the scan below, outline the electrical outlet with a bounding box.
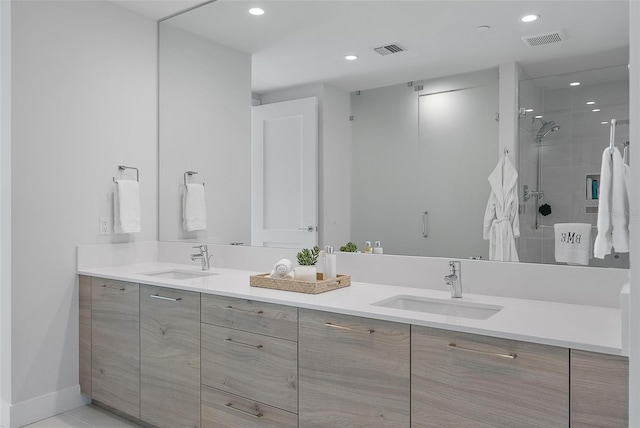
[100,217,111,235]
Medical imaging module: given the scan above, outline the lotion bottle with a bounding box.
[324,246,337,279]
[364,241,373,254]
[373,241,383,254]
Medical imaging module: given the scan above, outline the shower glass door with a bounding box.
[417,84,498,258]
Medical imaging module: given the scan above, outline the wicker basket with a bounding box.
[249,272,351,294]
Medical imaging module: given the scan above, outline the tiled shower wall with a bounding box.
[518,71,629,268]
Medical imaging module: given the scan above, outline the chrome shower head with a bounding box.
[535,119,560,142]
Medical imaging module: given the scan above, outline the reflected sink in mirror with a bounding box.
[141,269,218,280]
[372,295,502,320]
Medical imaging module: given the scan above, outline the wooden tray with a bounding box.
[250,273,351,294]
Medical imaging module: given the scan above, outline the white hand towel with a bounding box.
[270,258,294,278]
[183,183,207,232]
[594,148,613,258]
[611,148,629,252]
[554,223,592,266]
[114,179,141,234]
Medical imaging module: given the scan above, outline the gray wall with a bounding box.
[9,0,157,420]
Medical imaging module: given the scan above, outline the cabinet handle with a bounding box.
[324,322,374,334]
[101,284,125,291]
[224,338,264,349]
[223,403,263,419]
[225,305,263,314]
[150,294,182,302]
[448,343,517,359]
[422,211,429,238]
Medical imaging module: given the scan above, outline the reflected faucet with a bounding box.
[444,261,462,298]
[191,245,212,270]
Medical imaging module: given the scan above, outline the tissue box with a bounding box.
[250,273,351,294]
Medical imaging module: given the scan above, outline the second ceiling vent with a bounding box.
[373,44,406,56]
[522,30,568,47]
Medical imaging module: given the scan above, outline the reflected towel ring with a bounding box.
[184,170,205,187]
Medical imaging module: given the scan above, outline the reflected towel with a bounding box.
[183,183,207,232]
[114,179,141,234]
[554,223,592,266]
[270,258,294,278]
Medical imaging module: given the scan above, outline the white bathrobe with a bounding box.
[483,154,520,262]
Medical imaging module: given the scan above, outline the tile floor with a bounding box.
[23,405,143,428]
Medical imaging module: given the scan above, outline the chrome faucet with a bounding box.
[444,261,462,298]
[191,245,212,270]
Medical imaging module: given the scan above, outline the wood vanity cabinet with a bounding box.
[79,275,92,396]
[411,326,569,428]
[90,277,140,418]
[200,295,298,428]
[570,350,629,428]
[298,309,411,428]
[140,285,201,428]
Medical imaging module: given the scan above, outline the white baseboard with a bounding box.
[6,385,90,428]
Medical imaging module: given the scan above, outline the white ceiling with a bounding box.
[145,0,629,93]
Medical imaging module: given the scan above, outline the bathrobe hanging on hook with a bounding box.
[483,153,520,262]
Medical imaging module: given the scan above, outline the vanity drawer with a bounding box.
[411,326,569,428]
[202,323,298,413]
[201,294,297,341]
[202,385,298,428]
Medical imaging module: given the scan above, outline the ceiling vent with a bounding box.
[373,44,405,56]
[522,30,567,47]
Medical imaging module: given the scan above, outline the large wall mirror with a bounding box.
[159,0,629,268]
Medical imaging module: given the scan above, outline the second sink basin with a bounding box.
[141,269,218,280]
[372,295,502,320]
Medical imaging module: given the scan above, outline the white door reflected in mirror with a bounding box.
[251,97,318,249]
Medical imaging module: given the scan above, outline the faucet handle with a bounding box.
[193,244,207,251]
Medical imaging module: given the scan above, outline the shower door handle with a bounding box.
[422,211,428,238]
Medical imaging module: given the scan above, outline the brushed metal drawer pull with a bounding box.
[324,322,374,334]
[224,338,264,349]
[150,294,182,302]
[225,305,263,314]
[448,343,517,359]
[101,284,125,291]
[223,403,263,419]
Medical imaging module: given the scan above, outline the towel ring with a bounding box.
[112,165,139,182]
[184,170,205,187]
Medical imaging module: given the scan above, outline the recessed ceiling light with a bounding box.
[592,108,601,112]
[521,14,539,23]
[569,82,581,87]
[586,101,596,105]
[345,55,358,61]
[601,121,609,125]
[525,108,534,112]
[249,7,265,16]
[534,115,543,119]
[476,25,491,32]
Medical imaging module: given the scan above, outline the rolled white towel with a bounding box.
[270,258,294,278]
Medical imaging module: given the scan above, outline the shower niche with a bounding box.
[518,64,629,268]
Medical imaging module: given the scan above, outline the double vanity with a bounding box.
[78,261,628,428]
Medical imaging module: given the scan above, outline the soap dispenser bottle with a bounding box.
[364,241,373,254]
[373,241,383,254]
[324,246,337,280]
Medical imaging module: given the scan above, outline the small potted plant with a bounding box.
[340,242,358,252]
[295,246,320,282]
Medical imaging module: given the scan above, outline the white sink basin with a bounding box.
[141,269,218,280]
[372,295,502,320]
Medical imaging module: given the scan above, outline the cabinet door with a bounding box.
[299,309,410,428]
[140,285,201,428]
[91,278,140,418]
[412,326,568,428]
[79,275,92,396]
[570,350,628,428]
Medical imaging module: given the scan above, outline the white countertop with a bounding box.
[78,262,624,356]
